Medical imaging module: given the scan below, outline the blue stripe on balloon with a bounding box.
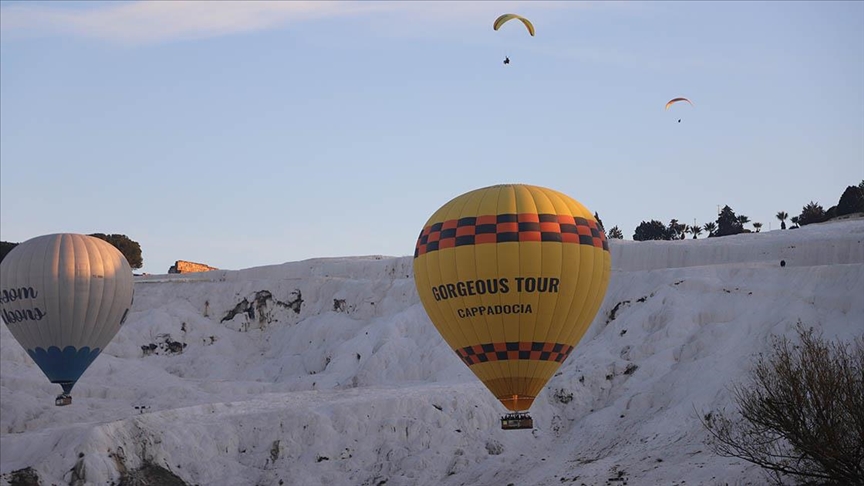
[26,346,101,394]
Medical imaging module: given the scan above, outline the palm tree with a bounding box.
[790,216,800,229]
[776,211,788,230]
[668,219,687,240]
[689,224,704,239]
[737,215,751,229]
[752,222,763,233]
[703,221,717,237]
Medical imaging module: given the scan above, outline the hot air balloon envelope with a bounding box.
[0,233,134,404]
[412,184,611,415]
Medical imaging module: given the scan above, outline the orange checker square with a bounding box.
[508,350,520,360]
[519,232,541,242]
[592,237,604,249]
[497,222,519,233]
[476,215,497,225]
[577,225,593,236]
[557,214,576,225]
[543,342,556,352]
[493,342,508,352]
[456,226,476,236]
[530,351,543,360]
[441,219,458,230]
[561,233,580,243]
[539,222,560,232]
[518,213,540,223]
[475,233,497,244]
[438,238,456,249]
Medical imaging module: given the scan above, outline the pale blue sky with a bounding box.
[1,1,862,274]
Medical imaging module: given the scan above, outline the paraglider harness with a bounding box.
[501,412,533,430]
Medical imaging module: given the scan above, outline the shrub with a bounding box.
[88,233,144,269]
[836,185,864,217]
[0,241,17,264]
[633,220,672,241]
[700,325,864,485]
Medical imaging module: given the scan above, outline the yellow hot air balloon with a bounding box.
[493,14,535,36]
[413,184,611,429]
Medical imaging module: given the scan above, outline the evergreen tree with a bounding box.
[593,212,606,233]
[716,205,743,237]
[798,201,826,226]
[607,226,624,239]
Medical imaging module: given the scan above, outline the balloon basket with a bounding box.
[55,394,72,406]
[501,412,533,430]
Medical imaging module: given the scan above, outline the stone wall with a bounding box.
[168,260,218,274]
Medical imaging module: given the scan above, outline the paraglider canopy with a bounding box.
[665,97,693,110]
[665,97,693,123]
[493,14,535,36]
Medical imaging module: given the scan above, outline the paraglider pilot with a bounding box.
[503,56,510,65]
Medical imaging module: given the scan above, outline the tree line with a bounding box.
[0,234,143,269]
[603,181,864,241]
[2,182,862,267]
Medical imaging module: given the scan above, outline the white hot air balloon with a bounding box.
[0,233,134,405]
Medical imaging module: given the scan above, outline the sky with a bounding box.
[1,1,863,275]
[2,219,862,485]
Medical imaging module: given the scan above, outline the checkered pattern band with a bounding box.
[414,213,608,258]
[455,341,575,366]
